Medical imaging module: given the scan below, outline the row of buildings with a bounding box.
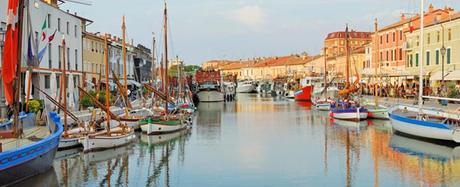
[0,0,155,113]
[204,4,460,89]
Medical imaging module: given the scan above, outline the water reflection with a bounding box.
[14,94,460,186]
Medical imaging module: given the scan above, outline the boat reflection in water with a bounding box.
[388,133,460,186]
[13,167,59,187]
[331,118,369,130]
[139,130,191,187]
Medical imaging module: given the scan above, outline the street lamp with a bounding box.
[440,23,447,98]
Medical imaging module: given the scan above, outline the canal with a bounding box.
[19,94,460,186]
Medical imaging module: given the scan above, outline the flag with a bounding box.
[2,0,20,105]
[27,33,35,66]
[41,18,47,41]
[48,29,57,43]
[37,46,47,62]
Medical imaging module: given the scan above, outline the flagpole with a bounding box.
[12,0,26,137]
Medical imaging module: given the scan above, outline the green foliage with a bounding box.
[28,100,42,113]
[447,85,459,98]
[184,65,201,73]
[79,90,113,108]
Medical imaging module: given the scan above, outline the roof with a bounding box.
[325,31,372,40]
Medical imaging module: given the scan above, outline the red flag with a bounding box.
[2,0,20,105]
[48,29,57,43]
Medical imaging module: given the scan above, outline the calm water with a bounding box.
[19,94,460,187]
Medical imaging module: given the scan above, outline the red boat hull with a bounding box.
[294,86,313,101]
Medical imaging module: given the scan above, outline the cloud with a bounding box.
[227,5,267,28]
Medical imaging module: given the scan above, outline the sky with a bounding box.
[61,0,460,65]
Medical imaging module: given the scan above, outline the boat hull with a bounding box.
[79,132,136,152]
[58,137,81,150]
[0,112,63,186]
[197,90,224,102]
[141,122,187,135]
[294,86,313,101]
[315,103,331,111]
[237,84,255,93]
[389,113,457,142]
[330,108,368,121]
[368,109,389,119]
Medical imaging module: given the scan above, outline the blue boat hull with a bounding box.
[0,112,63,186]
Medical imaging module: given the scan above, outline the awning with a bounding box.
[445,70,460,81]
[430,71,444,81]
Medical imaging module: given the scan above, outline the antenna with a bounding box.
[59,0,92,6]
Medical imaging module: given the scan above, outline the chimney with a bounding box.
[428,4,434,12]
[400,14,406,21]
[374,18,378,32]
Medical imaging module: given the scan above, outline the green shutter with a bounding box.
[426,51,430,65]
[416,53,419,66]
[435,50,439,65]
[447,48,451,64]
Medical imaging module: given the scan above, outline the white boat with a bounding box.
[314,99,334,111]
[58,137,81,149]
[390,105,460,143]
[365,105,389,120]
[237,81,256,93]
[140,119,188,135]
[140,127,190,145]
[79,124,136,152]
[196,83,224,102]
[330,104,368,121]
[118,108,154,129]
[388,1,460,143]
[197,90,224,102]
[284,90,295,99]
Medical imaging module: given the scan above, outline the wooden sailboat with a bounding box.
[77,34,135,152]
[0,1,63,185]
[365,19,389,119]
[330,25,368,121]
[389,1,460,142]
[314,48,335,111]
[140,2,187,135]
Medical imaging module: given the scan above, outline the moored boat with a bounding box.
[195,70,224,102]
[237,81,256,93]
[140,118,187,135]
[0,112,63,186]
[294,77,319,101]
[330,101,368,121]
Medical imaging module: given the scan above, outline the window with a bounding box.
[415,53,419,66]
[67,47,70,69]
[380,36,383,44]
[410,54,413,67]
[44,75,50,89]
[399,48,403,60]
[386,51,389,61]
[48,43,52,68]
[435,50,440,65]
[448,28,452,41]
[47,14,51,28]
[75,49,78,70]
[58,18,61,32]
[390,50,393,61]
[426,51,430,65]
[380,52,383,61]
[56,75,60,89]
[386,34,389,43]
[427,33,430,44]
[399,30,402,40]
[437,31,440,42]
[58,45,62,69]
[66,21,69,34]
[393,32,395,42]
[74,25,77,38]
[447,48,451,64]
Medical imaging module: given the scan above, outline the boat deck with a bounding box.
[392,109,459,125]
[0,126,51,152]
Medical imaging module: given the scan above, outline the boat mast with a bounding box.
[374,19,379,106]
[122,16,129,115]
[104,34,111,133]
[152,33,156,83]
[323,47,327,97]
[418,0,424,114]
[163,1,169,116]
[12,0,26,137]
[62,37,68,137]
[345,25,350,96]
